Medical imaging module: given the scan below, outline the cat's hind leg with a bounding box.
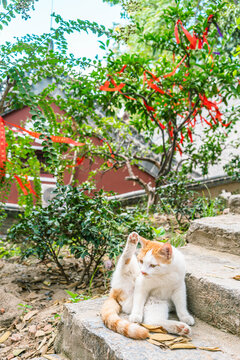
[143,300,191,336]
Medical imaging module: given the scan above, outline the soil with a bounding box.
[0,253,110,360]
[0,213,184,360]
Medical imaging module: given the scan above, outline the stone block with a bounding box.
[186,215,240,255]
[55,297,240,360]
[181,244,240,336]
[229,195,240,214]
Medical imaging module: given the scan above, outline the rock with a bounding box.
[0,287,24,327]
[229,195,240,214]
[181,244,240,336]
[223,208,230,215]
[219,190,232,201]
[55,298,240,360]
[186,214,240,255]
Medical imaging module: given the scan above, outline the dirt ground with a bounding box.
[0,254,109,360]
[0,213,184,360]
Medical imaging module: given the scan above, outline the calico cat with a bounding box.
[101,232,194,340]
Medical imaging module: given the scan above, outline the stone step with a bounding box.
[186,214,240,255]
[55,298,240,360]
[32,355,66,360]
[181,244,240,336]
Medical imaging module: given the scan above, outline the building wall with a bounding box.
[2,107,155,205]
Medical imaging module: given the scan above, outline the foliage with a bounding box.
[7,183,153,284]
[1,0,239,217]
[65,290,91,303]
[0,238,21,258]
[0,202,7,230]
[93,0,240,209]
[0,6,113,215]
[156,171,225,230]
[224,155,240,181]
[0,0,37,22]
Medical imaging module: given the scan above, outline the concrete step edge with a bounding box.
[181,244,240,336]
[54,298,240,360]
[186,214,240,255]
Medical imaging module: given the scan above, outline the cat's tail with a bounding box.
[101,289,149,340]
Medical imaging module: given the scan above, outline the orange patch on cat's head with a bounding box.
[138,236,172,264]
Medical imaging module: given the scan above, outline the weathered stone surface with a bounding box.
[186,214,240,255]
[32,356,65,360]
[229,195,240,214]
[55,297,240,360]
[0,286,24,326]
[181,244,240,336]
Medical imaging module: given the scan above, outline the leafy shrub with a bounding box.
[7,184,153,284]
[224,155,240,181]
[157,172,225,230]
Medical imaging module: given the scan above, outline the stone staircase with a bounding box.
[53,195,240,360]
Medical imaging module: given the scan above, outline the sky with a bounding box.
[0,0,125,59]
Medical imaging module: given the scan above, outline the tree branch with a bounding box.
[0,79,15,113]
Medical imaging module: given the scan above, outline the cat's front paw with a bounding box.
[128,232,139,245]
[179,314,195,326]
[129,312,142,323]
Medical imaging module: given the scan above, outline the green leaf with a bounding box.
[2,0,7,9]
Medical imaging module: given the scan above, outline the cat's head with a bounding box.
[137,236,173,276]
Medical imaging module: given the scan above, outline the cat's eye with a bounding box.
[150,264,157,268]
[139,259,143,264]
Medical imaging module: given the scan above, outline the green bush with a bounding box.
[7,184,153,284]
[157,172,225,230]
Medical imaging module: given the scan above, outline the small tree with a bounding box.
[0,3,112,213]
[94,0,240,210]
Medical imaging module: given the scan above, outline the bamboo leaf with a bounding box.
[150,333,176,342]
[198,346,221,352]
[0,330,11,343]
[170,342,197,349]
[233,275,240,281]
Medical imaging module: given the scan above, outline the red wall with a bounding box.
[2,107,155,204]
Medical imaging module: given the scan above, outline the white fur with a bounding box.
[111,232,194,335]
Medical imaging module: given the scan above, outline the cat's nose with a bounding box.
[141,271,148,276]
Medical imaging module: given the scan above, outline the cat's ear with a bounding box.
[139,236,149,248]
[159,243,172,261]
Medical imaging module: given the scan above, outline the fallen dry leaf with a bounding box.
[37,336,47,351]
[150,333,176,342]
[23,309,38,322]
[198,346,221,352]
[0,331,11,343]
[43,355,58,360]
[224,265,237,270]
[170,342,197,350]
[43,280,51,286]
[165,336,190,347]
[147,338,167,348]
[233,275,240,281]
[35,330,45,337]
[41,343,49,355]
[142,324,167,333]
[12,347,26,356]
